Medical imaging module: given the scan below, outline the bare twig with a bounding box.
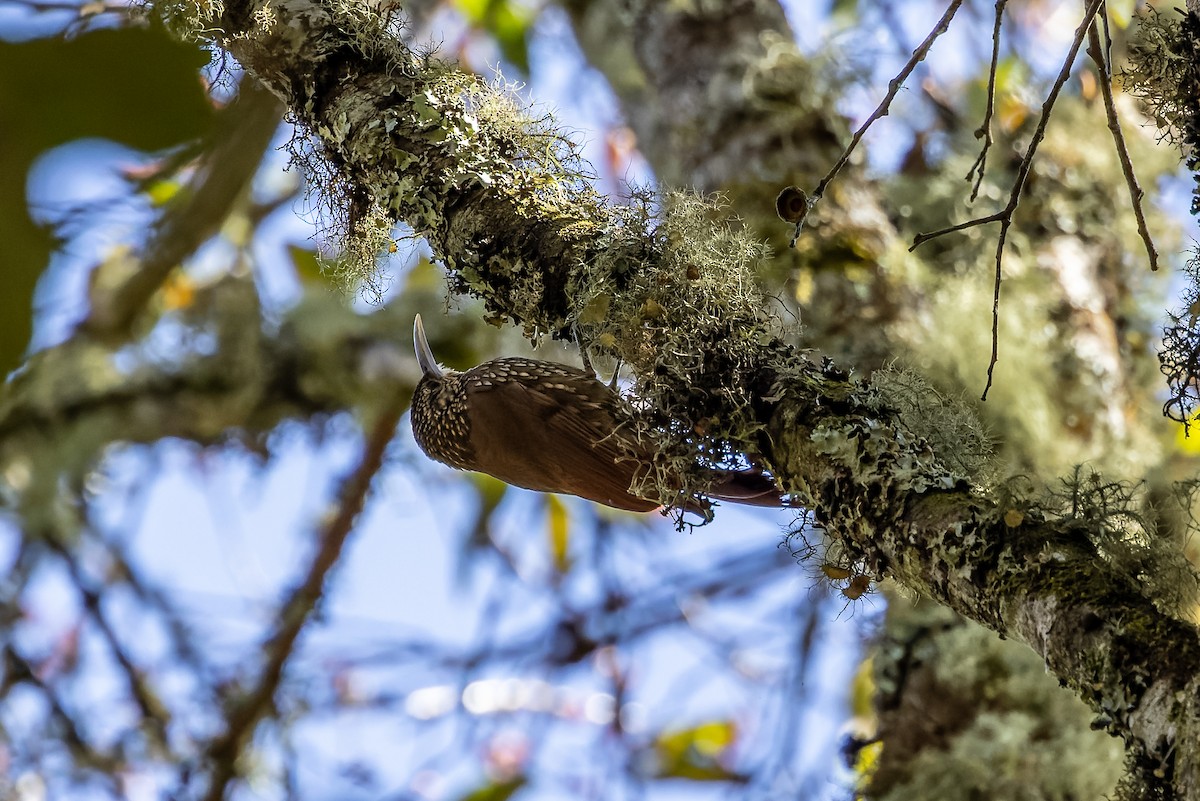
[2,643,124,782]
[1086,16,1159,271]
[966,0,1007,201]
[808,0,965,205]
[45,536,175,756]
[911,0,1106,400]
[106,536,216,681]
[201,390,408,801]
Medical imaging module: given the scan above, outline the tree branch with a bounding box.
[911,0,1106,400]
[808,0,964,207]
[80,78,283,342]
[202,380,408,800]
[1086,15,1159,272]
[965,0,1006,202]
[3,0,1195,794]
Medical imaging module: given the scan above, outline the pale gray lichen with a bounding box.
[869,366,995,484]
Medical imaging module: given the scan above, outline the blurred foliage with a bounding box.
[1,1,1198,800]
[451,0,534,73]
[650,720,745,782]
[870,601,1125,801]
[458,776,527,801]
[0,23,213,375]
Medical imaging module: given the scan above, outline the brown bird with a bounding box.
[410,315,784,514]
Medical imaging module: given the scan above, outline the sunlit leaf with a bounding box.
[1175,415,1200,456]
[546,494,571,573]
[652,720,744,782]
[456,776,526,801]
[451,0,534,72]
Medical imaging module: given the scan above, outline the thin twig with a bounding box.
[911,0,1106,400]
[45,536,175,755]
[966,0,1007,201]
[809,0,965,204]
[2,644,124,783]
[106,535,216,682]
[1086,15,1160,271]
[202,391,408,801]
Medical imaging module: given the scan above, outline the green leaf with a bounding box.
[456,776,526,801]
[451,0,534,73]
[651,720,746,782]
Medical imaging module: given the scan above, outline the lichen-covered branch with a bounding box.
[4,0,1191,795]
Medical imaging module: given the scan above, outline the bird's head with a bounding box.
[411,315,473,469]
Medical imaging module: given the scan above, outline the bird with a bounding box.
[410,314,786,514]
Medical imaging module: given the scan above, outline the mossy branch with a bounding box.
[13,0,1198,795]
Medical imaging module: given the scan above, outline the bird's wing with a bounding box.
[465,362,660,511]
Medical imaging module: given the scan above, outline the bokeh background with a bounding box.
[2,1,1197,799]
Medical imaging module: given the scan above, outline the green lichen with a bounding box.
[869,366,994,483]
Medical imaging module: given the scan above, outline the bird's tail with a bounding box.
[707,469,793,507]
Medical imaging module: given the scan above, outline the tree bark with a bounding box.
[3,0,1197,797]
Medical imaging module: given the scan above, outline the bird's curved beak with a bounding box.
[413,315,444,379]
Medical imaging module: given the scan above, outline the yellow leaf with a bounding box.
[1176,416,1200,456]
[546,494,571,573]
[656,720,736,761]
[144,178,181,206]
[855,740,882,781]
[1106,0,1134,29]
[690,721,735,754]
[652,720,742,782]
[160,271,196,311]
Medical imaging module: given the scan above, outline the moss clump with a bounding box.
[565,190,786,509]
[1122,7,1200,216]
[869,366,994,484]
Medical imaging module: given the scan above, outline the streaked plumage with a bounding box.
[410,315,782,513]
